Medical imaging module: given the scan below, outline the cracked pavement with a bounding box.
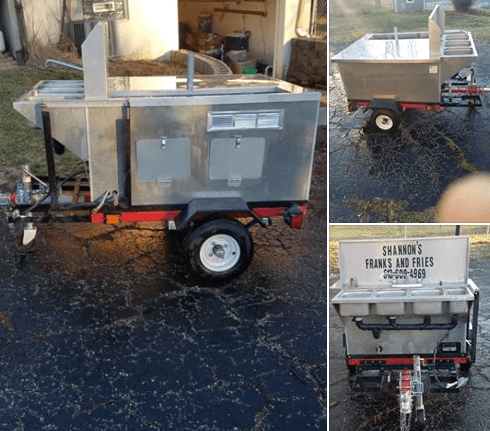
[0,133,327,429]
[329,258,490,431]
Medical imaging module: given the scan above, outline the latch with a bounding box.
[157,175,171,188]
[232,135,241,149]
[161,137,167,150]
[227,172,242,187]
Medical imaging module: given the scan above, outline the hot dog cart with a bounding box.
[330,235,479,429]
[331,6,487,132]
[1,22,321,280]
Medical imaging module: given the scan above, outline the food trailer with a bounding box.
[331,6,485,132]
[331,235,479,429]
[2,22,321,280]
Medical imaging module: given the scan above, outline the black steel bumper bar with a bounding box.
[354,315,459,339]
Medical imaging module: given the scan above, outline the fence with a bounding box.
[329,225,490,241]
[310,0,327,39]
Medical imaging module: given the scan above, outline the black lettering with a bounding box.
[383,246,386,257]
[418,243,422,254]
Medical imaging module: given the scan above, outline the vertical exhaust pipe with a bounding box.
[187,53,194,91]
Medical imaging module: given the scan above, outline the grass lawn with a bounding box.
[0,68,83,176]
[329,0,490,44]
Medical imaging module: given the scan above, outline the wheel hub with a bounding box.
[375,114,393,131]
[212,243,226,259]
[200,234,240,272]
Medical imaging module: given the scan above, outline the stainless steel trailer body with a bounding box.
[6,22,321,280]
[331,6,481,132]
[330,236,479,429]
[14,77,319,208]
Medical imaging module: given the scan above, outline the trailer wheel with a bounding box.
[184,219,254,280]
[416,408,426,428]
[371,109,399,132]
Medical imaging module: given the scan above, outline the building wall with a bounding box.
[17,0,178,60]
[113,0,179,59]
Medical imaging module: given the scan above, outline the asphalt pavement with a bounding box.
[329,44,490,222]
[0,132,327,430]
[329,258,490,431]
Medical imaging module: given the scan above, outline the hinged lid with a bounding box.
[338,236,469,288]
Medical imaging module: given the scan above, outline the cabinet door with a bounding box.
[209,137,265,186]
[136,138,190,182]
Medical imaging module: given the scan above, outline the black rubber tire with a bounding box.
[184,219,254,281]
[371,109,400,132]
[416,408,426,428]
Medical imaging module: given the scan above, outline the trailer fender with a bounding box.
[174,197,266,230]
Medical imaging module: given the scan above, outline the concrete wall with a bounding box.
[287,38,327,90]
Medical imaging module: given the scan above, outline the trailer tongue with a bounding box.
[331,235,479,430]
[2,22,321,280]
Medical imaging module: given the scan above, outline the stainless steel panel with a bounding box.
[342,318,469,356]
[336,60,441,104]
[129,98,318,206]
[87,107,123,200]
[209,137,265,181]
[81,22,108,99]
[136,138,190,181]
[332,5,477,104]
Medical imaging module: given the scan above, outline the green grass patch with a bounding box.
[329,1,490,44]
[444,137,479,172]
[346,197,436,223]
[0,68,82,176]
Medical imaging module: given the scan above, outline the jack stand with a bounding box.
[399,356,426,431]
[413,355,426,427]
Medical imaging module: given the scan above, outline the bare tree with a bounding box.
[451,0,476,12]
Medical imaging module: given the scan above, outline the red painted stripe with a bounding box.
[399,103,441,111]
[442,88,482,94]
[347,356,469,366]
[120,211,181,223]
[90,206,307,225]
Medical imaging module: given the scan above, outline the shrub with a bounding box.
[451,0,476,12]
